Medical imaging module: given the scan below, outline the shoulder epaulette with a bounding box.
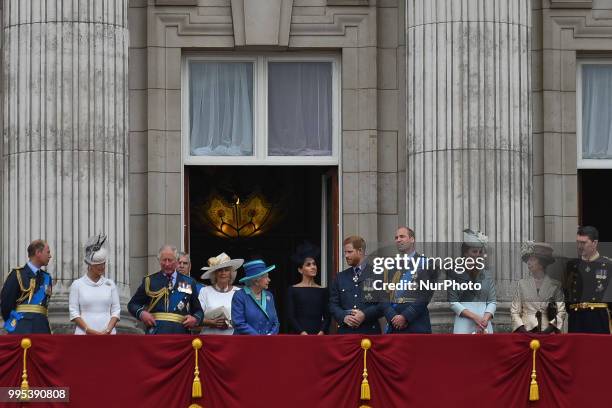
[3,267,21,283]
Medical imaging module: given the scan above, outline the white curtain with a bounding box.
[190,62,253,156]
[268,62,332,156]
[582,64,612,159]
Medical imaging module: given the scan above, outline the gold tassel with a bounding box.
[361,379,370,400]
[529,339,540,401]
[360,338,372,407]
[20,338,32,401]
[192,338,203,399]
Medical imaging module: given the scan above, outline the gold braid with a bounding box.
[145,276,169,312]
[13,269,35,304]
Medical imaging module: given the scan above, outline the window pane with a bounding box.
[189,62,253,156]
[582,64,612,159]
[268,62,333,156]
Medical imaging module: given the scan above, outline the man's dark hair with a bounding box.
[577,226,599,242]
[27,240,47,258]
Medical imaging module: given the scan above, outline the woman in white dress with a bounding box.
[69,234,121,335]
[511,241,566,333]
[198,253,243,335]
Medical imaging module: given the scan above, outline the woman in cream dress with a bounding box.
[198,253,243,335]
[511,242,566,333]
[69,234,121,335]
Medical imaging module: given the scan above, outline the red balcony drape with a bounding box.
[0,334,609,408]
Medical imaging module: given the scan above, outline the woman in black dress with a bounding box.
[286,243,330,335]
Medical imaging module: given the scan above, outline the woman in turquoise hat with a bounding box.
[231,259,280,335]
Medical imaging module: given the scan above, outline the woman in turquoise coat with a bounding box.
[231,259,280,335]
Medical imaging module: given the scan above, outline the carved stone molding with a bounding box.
[327,0,369,5]
[148,10,234,47]
[545,11,612,50]
[155,0,198,5]
[549,0,593,9]
[231,0,294,46]
[291,11,369,36]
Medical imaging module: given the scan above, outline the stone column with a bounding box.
[406,0,532,331]
[1,0,133,331]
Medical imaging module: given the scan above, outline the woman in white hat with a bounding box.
[68,234,121,335]
[198,252,243,335]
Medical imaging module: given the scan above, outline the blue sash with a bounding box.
[29,273,50,305]
[169,288,185,312]
[168,279,192,313]
[3,272,50,332]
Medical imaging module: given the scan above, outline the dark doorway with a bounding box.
[579,169,612,241]
[186,166,338,333]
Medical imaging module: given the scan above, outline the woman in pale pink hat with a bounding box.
[198,252,243,335]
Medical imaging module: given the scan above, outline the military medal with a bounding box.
[177,300,185,311]
[178,282,192,294]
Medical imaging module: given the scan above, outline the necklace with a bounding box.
[213,284,231,293]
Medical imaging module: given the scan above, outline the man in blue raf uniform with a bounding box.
[329,236,382,334]
[128,245,203,334]
[1,239,53,334]
[565,226,612,334]
[381,227,435,334]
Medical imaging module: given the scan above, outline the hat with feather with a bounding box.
[84,233,108,265]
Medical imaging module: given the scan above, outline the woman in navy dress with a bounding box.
[286,243,330,335]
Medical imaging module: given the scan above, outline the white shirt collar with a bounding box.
[27,261,40,275]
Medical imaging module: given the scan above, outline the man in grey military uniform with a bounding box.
[329,236,382,334]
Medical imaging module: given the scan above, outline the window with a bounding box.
[183,54,340,165]
[189,61,254,156]
[577,60,612,168]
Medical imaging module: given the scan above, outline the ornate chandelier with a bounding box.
[203,193,278,239]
